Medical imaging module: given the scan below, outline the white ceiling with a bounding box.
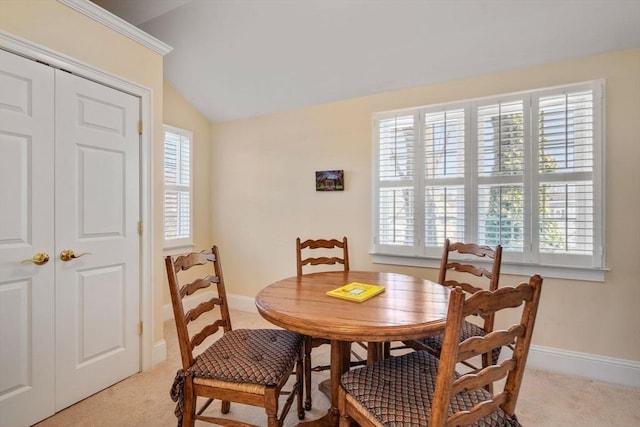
[93,0,640,123]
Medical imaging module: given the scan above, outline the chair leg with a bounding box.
[338,386,352,427]
[339,414,353,427]
[265,390,279,427]
[267,414,279,427]
[182,378,196,427]
[303,335,312,410]
[221,400,230,414]
[297,346,305,420]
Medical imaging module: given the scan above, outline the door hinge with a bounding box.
[138,120,143,135]
[138,321,143,336]
[137,221,143,236]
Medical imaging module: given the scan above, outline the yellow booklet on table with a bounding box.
[326,282,385,302]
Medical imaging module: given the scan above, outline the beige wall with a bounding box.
[0,0,166,344]
[4,0,637,364]
[162,81,212,304]
[211,49,640,362]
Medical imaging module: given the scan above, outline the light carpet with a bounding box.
[35,309,640,426]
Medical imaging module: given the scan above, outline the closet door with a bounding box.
[54,70,141,410]
[1,50,142,425]
[0,50,56,426]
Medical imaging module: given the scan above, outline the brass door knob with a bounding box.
[21,252,50,265]
[60,249,91,262]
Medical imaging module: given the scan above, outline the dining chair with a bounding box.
[296,236,350,276]
[401,239,503,376]
[166,246,304,427]
[296,237,366,410]
[338,274,543,427]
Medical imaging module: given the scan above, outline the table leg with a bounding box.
[366,342,383,364]
[331,340,351,418]
[297,340,350,427]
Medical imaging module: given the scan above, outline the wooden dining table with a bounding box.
[255,270,451,426]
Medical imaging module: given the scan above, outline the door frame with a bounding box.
[0,30,156,371]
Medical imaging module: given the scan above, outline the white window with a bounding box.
[372,81,605,278]
[163,125,193,249]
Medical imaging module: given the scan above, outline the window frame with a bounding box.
[371,80,606,281]
[163,124,194,252]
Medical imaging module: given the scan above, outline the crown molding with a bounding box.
[58,0,173,56]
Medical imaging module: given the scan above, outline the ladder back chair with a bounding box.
[339,274,543,427]
[404,239,503,374]
[296,237,366,410]
[166,246,304,427]
[296,236,350,276]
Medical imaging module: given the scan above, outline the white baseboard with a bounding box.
[228,293,260,313]
[161,291,640,388]
[151,339,167,367]
[526,344,640,388]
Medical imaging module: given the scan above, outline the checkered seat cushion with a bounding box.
[190,328,302,384]
[171,328,303,425]
[340,351,521,427]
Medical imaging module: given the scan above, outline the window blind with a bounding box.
[377,114,415,247]
[537,90,595,255]
[372,81,603,269]
[424,109,465,245]
[476,100,525,251]
[163,126,192,246]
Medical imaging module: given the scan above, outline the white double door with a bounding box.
[0,50,141,426]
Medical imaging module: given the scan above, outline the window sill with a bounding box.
[370,253,608,283]
[163,244,195,257]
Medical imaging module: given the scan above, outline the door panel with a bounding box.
[80,146,126,236]
[0,49,56,427]
[54,70,140,410]
[78,265,126,360]
[0,134,29,238]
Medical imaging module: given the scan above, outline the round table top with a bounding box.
[255,270,451,342]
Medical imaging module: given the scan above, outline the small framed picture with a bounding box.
[316,170,344,191]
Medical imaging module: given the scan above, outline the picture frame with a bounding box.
[316,170,344,191]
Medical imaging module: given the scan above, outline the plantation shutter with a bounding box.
[376,114,416,249]
[371,80,603,272]
[164,127,192,246]
[537,89,595,256]
[424,108,465,246]
[476,100,525,251]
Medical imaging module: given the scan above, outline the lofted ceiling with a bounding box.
[93,0,640,123]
